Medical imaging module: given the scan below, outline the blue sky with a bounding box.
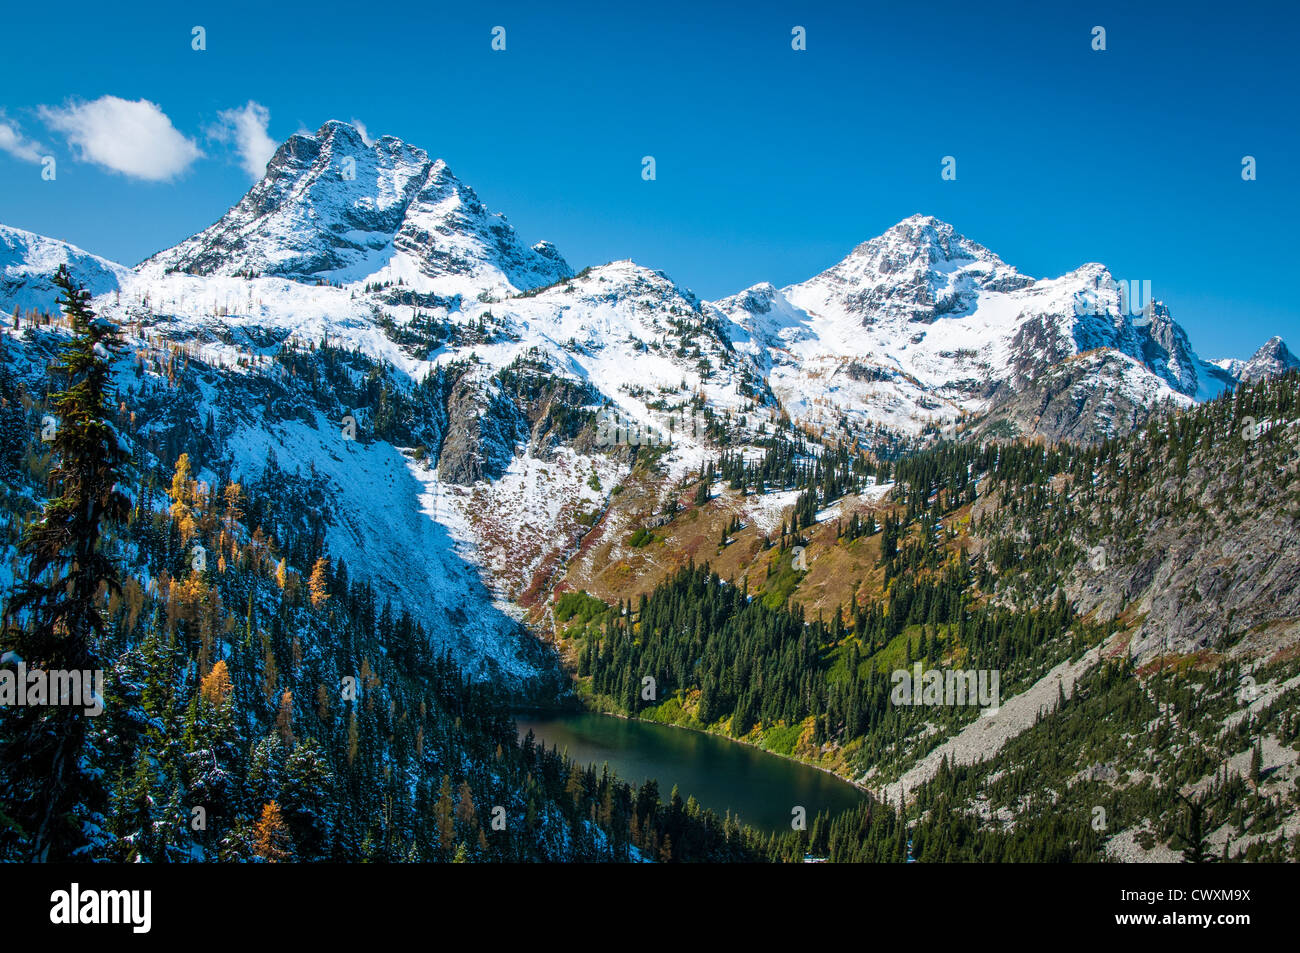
[1,0,1296,359]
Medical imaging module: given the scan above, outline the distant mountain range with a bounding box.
[4,121,1286,445]
[3,119,1295,681]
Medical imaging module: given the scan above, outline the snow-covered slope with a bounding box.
[498,261,755,423]
[0,138,765,686]
[416,260,766,596]
[1,224,128,316]
[713,214,1229,438]
[139,120,571,300]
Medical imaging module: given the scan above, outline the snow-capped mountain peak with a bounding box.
[1210,337,1297,388]
[1238,336,1298,382]
[139,120,570,299]
[711,215,1234,439]
[784,214,1034,328]
[2,186,1296,688]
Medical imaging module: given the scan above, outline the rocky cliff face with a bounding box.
[974,350,1180,444]
[1063,391,1300,661]
[437,373,526,485]
[958,369,1300,670]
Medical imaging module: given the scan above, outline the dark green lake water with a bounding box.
[515,712,865,833]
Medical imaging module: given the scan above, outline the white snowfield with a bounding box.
[0,123,1280,682]
[2,223,129,316]
[227,418,544,682]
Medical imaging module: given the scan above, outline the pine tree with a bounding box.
[0,333,25,481]
[282,737,334,860]
[122,750,158,863]
[1175,792,1211,864]
[0,267,130,861]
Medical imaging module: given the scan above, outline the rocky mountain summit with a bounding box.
[138,120,572,299]
[714,214,1236,441]
[1216,336,1300,384]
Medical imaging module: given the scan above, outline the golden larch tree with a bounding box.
[200,659,233,708]
[169,453,197,543]
[253,801,292,862]
[308,557,330,608]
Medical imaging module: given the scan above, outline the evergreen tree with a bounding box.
[0,267,130,861]
[282,737,334,859]
[0,333,26,481]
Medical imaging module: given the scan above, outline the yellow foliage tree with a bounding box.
[308,557,330,608]
[455,780,478,838]
[169,452,193,504]
[169,454,196,542]
[200,659,233,708]
[346,711,359,765]
[253,801,292,862]
[122,577,144,634]
[262,658,278,710]
[435,775,455,857]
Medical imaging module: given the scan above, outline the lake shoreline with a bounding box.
[598,709,874,797]
[517,705,873,798]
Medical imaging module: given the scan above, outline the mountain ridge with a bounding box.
[3,131,1286,442]
[1,223,129,316]
[2,124,1295,685]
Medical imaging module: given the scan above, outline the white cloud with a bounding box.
[211,101,278,180]
[39,96,202,181]
[0,113,45,163]
[351,118,374,146]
